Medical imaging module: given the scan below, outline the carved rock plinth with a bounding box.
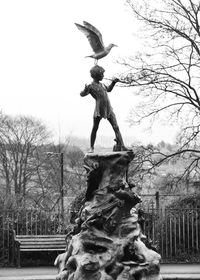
[55,151,162,280]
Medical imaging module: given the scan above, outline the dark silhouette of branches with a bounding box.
[120,0,200,184]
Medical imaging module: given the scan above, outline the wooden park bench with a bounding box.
[13,230,67,267]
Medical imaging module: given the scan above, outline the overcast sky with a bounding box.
[0,0,177,146]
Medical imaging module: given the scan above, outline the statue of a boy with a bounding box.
[80,65,128,152]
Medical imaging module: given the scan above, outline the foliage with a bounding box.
[168,192,200,208]
[128,140,200,199]
[69,189,86,223]
[66,146,84,169]
[64,146,86,197]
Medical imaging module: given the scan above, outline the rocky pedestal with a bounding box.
[55,151,162,280]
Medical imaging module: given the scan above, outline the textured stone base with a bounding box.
[55,151,162,280]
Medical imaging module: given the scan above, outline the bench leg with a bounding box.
[17,246,20,268]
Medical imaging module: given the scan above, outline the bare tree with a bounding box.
[29,143,86,212]
[0,114,50,207]
[120,0,200,184]
[65,146,86,197]
[0,114,86,214]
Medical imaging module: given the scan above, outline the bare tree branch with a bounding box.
[122,0,200,187]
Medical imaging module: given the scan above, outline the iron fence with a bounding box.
[0,204,200,266]
[142,206,200,263]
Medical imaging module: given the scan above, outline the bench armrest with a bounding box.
[13,230,16,240]
[13,231,21,246]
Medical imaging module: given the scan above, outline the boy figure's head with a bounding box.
[90,65,105,81]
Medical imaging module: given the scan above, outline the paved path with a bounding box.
[161,264,200,280]
[0,264,200,280]
[0,267,56,280]
[161,264,200,274]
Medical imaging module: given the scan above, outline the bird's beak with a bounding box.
[113,44,118,47]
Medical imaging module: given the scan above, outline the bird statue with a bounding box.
[75,21,117,64]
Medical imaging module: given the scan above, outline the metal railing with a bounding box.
[142,206,200,262]
[0,204,200,266]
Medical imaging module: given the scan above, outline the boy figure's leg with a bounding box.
[108,113,128,151]
[90,116,101,152]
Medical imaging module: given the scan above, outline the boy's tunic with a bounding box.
[80,82,115,119]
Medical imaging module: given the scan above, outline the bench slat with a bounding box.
[13,231,67,267]
[20,248,65,251]
[16,242,65,245]
[20,244,65,247]
[17,242,66,245]
[21,245,66,249]
[15,234,65,237]
[14,235,66,250]
[16,239,66,244]
[21,244,66,248]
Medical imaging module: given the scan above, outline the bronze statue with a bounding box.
[54,21,162,280]
[80,65,128,153]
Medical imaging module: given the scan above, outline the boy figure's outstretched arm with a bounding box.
[80,84,90,97]
[106,78,119,92]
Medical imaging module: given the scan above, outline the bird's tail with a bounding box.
[85,56,98,65]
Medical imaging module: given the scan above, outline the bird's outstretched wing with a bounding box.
[75,21,105,53]
[83,21,104,47]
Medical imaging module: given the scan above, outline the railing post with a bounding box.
[155,191,159,211]
[60,152,64,229]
